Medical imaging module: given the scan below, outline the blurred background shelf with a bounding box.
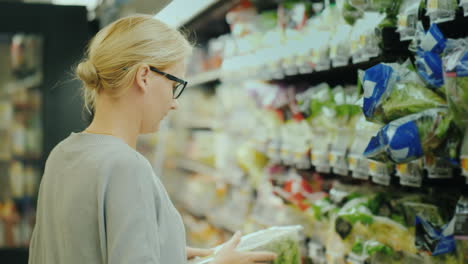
[187,70,221,87]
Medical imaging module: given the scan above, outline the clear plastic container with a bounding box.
[190,225,303,264]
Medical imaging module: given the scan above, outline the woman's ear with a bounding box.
[135,65,151,93]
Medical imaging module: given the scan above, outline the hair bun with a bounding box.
[76,59,101,91]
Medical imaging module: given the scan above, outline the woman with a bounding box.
[29,15,276,264]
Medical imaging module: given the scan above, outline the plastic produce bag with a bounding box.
[426,0,457,24]
[420,24,446,54]
[382,79,446,121]
[415,216,456,256]
[443,38,468,128]
[361,61,446,123]
[364,108,451,163]
[397,0,421,41]
[189,225,303,264]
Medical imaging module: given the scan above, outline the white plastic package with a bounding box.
[189,225,303,264]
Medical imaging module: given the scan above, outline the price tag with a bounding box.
[396,164,408,177]
[400,172,423,187]
[461,156,468,177]
[352,157,370,180]
[312,150,330,173]
[369,161,391,186]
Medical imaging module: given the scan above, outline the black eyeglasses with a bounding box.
[149,66,187,99]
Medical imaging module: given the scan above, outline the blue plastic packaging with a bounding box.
[420,24,446,54]
[416,50,444,88]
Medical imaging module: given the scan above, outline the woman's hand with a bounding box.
[212,231,277,264]
[186,246,214,260]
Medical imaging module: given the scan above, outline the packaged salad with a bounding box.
[443,38,468,129]
[364,108,451,163]
[361,61,446,123]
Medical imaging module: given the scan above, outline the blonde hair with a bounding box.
[76,14,192,113]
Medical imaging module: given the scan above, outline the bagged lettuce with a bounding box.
[362,61,446,123]
[443,38,468,129]
[364,108,451,163]
[383,81,446,121]
[415,216,456,256]
[189,226,302,264]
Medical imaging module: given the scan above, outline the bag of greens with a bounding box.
[364,108,451,163]
[443,38,468,129]
[362,61,446,123]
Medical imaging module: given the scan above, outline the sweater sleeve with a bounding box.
[104,154,161,264]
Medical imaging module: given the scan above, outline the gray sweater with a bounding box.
[29,132,187,264]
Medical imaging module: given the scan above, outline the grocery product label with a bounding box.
[369,161,391,186]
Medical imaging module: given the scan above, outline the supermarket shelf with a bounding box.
[176,158,218,177]
[0,73,42,99]
[183,0,239,42]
